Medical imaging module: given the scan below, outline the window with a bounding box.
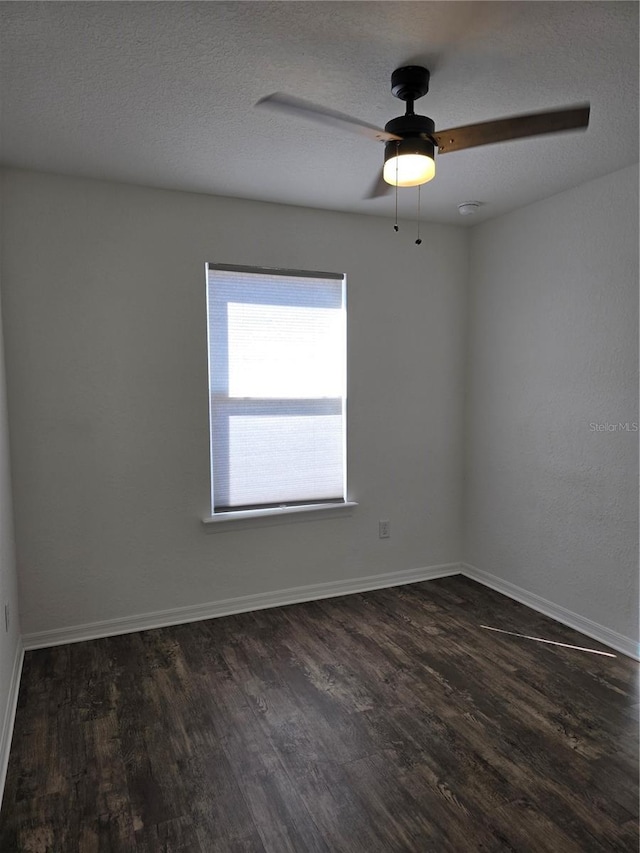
[206,264,347,517]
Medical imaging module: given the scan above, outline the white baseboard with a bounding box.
[23,563,461,650]
[22,559,638,659]
[0,638,24,809]
[461,562,639,660]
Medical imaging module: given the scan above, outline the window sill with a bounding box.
[202,501,358,527]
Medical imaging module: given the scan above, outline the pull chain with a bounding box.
[393,141,399,232]
[415,184,422,245]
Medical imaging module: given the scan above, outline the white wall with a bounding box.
[0,169,468,636]
[465,164,639,642]
[0,251,22,781]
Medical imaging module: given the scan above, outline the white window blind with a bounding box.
[206,265,347,513]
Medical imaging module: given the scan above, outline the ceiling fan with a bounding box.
[256,66,590,199]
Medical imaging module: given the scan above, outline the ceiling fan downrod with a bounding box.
[384,66,435,138]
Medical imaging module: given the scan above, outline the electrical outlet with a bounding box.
[4,604,9,633]
[378,519,390,539]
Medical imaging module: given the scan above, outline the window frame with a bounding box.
[204,263,352,522]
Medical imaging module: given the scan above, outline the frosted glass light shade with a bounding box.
[383,153,435,187]
[383,136,436,187]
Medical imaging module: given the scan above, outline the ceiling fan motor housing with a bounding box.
[384,114,436,165]
[385,114,435,138]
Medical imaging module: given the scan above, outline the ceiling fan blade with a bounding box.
[365,171,392,199]
[256,93,402,143]
[433,104,590,154]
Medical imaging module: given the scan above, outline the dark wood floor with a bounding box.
[0,576,637,852]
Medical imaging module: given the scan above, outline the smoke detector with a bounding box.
[457,201,481,216]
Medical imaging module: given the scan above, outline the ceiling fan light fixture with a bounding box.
[383,138,435,187]
[256,68,590,205]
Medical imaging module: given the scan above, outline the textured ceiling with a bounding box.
[0,2,638,225]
